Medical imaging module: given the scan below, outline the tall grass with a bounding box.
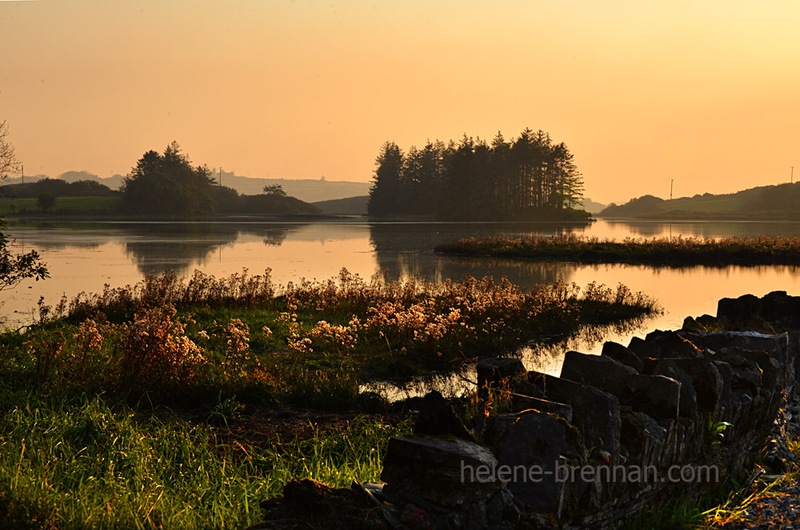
[436,234,800,266]
[0,394,409,529]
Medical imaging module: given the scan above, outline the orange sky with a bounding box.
[2,0,799,204]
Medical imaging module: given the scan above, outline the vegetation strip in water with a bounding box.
[0,270,657,528]
[436,234,800,266]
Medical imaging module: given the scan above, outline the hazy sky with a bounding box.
[2,0,799,204]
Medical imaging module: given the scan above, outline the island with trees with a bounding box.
[367,128,589,221]
[0,142,322,218]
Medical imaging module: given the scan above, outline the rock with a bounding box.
[744,314,779,335]
[413,391,474,442]
[265,478,396,529]
[602,341,644,372]
[493,410,583,516]
[738,348,781,391]
[560,350,637,397]
[680,331,788,366]
[625,374,681,420]
[646,359,699,419]
[682,314,725,332]
[524,371,621,458]
[717,294,762,326]
[476,357,525,399]
[509,394,573,423]
[712,360,735,419]
[680,331,790,392]
[620,409,667,469]
[671,358,724,416]
[381,436,505,507]
[713,348,763,392]
[629,330,705,361]
[760,290,800,330]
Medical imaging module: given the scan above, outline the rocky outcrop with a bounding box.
[253,291,800,529]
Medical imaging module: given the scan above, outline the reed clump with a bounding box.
[436,234,800,266]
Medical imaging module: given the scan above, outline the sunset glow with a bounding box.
[2,0,799,204]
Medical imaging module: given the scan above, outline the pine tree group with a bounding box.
[367,129,586,220]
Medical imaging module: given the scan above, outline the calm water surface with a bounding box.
[3,218,800,379]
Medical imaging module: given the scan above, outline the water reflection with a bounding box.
[122,223,306,275]
[606,220,800,239]
[369,222,587,285]
[362,314,660,402]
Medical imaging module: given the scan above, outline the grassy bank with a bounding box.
[0,196,122,215]
[0,393,409,529]
[436,234,800,266]
[0,269,658,528]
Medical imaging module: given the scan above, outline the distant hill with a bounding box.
[579,197,606,214]
[4,170,371,204]
[218,173,371,203]
[236,194,321,216]
[312,195,369,215]
[59,171,125,190]
[599,182,800,219]
[2,178,118,198]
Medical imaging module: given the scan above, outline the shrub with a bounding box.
[117,305,205,394]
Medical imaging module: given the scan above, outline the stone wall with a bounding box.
[254,291,800,529]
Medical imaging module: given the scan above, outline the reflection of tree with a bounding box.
[4,221,107,251]
[369,222,582,288]
[262,227,289,246]
[121,223,302,276]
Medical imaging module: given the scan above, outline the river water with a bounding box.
[3,218,800,383]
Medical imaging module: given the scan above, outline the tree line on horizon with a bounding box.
[120,142,320,217]
[367,128,586,220]
[2,143,321,217]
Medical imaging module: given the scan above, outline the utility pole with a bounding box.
[219,167,223,187]
[670,179,673,200]
[21,165,24,185]
[792,166,794,184]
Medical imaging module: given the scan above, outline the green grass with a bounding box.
[0,393,409,529]
[0,197,121,215]
[436,234,800,266]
